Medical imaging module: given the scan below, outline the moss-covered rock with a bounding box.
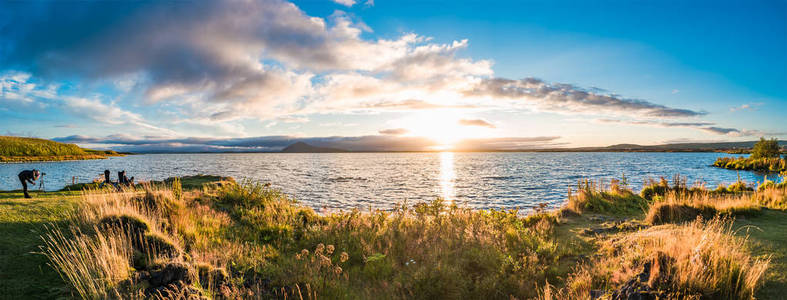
[141,232,181,259]
[98,214,150,235]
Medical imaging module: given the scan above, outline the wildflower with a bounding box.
[315,243,325,254]
[320,254,332,267]
[340,252,349,263]
[326,244,335,255]
[334,266,342,275]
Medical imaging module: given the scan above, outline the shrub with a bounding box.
[565,179,646,215]
[751,137,780,159]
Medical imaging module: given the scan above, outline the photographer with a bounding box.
[18,169,42,198]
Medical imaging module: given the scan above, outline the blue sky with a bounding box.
[1,0,784,151]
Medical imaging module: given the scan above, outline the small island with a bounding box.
[713,138,786,172]
[0,136,123,162]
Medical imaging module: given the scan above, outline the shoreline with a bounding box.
[0,154,124,163]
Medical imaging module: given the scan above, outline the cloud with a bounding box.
[332,0,356,7]
[596,119,715,128]
[454,136,564,151]
[277,116,310,123]
[362,99,482,111]
[729,103,762,112]
[2,0,490,120]
[54,134,562,152]
[699,127,741,135]
[378,128,409,135]
[597,118,777,137]
[466,78,705,118]
[1,72,170,134]
[2,0,736,141]
[458,118,495,128]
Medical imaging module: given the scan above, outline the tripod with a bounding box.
[38,174,46,191]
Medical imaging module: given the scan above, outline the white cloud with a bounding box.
[332,0,356,7]
[729,103,762,112]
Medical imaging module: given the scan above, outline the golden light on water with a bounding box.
[439,151,456,201]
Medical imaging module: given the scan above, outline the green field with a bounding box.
[0,136,120,162]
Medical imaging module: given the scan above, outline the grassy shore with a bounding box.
[0,136,122,162]
[713,156,787,173]
[1,176,786,299]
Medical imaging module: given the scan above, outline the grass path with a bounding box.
[0,191,79,299]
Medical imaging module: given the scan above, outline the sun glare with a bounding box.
[397,111,492,150]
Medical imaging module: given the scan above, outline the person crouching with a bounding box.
[18,169,40,198]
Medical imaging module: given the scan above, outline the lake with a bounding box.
[0,152,777,211]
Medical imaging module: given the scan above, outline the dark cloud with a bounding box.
[700,127,741,135]
[596,119,715,127]
[0,0,354,111]
[466,78,705,118]
[596,119,773,137]
[378,128,409,135]
[458,119,495,128]
[54,134,562,152]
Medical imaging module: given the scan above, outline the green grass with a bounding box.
[733,209,787,299]
[714,156,787,172]
[0,136,121,162]
[0,192,80,299]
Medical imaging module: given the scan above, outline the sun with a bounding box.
[396,111,491,150]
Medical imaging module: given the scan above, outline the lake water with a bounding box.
[0,152,778,211]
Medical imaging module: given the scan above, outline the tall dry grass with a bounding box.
[547,217,770,299]
[41,226,134,299]
[40,177,774,299]
[646,191,761,225]
[563,179,646,215]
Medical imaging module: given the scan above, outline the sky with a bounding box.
[0,0,785,152]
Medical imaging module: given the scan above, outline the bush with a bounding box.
[565,179,647,215]
[751,137,781,159]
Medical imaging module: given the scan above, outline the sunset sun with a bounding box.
[395,111,495,149]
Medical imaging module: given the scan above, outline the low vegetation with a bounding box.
[0,169,783,299]
[17,173,781,299]
[713,138,786,172]
[714,156,787,172]
[0,136,122,162]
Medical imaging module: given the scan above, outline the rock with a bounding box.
[197,263,229,289]
[140,233,181,259]
[147,262,193,288]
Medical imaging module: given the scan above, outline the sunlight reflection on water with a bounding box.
[439,152,456,201]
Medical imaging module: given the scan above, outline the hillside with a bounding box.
[281,141,348,153]
[0,136,119,162]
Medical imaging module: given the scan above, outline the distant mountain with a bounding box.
[281,142,348,153]
[540,141,787,153]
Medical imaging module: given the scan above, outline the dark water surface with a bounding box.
[0,152,777,211]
